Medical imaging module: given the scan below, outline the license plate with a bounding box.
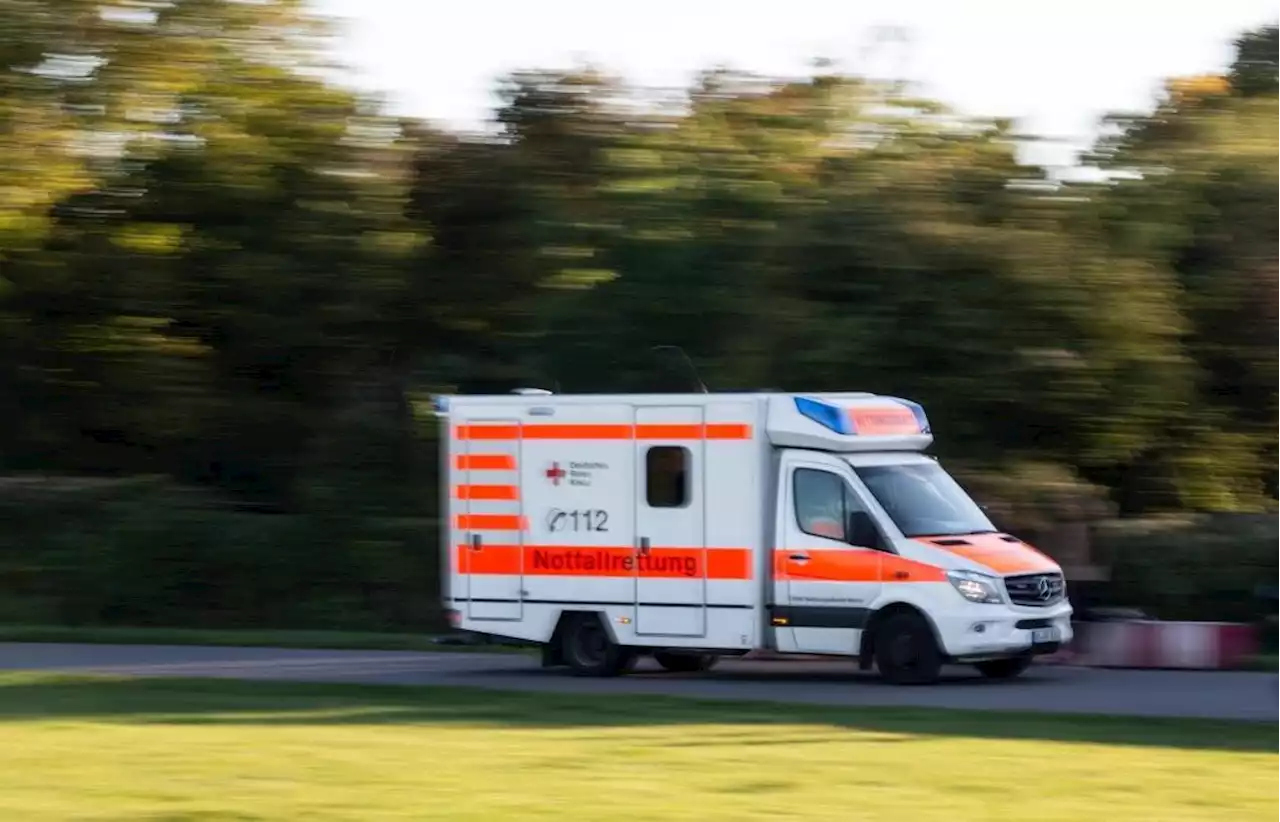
[1031,627,1060,643]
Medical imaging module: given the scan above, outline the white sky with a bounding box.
[314,0,1276,170]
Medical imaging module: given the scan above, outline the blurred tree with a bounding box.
[0,6,1274,521]
[1086,23,1278,510]
[1228,24,1278,98]
[0,0,422,504]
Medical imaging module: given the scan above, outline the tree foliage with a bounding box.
[1,4,1275,521]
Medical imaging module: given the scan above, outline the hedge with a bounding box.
[1089,513,1278,623]
[0,479,444,632]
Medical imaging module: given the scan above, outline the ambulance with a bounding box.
[439,390,1073,685]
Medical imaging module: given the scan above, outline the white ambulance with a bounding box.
[439,390,1073,685]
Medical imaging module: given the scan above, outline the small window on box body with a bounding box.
[645,446,690,508]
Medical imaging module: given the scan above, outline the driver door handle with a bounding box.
[788,553,810,562]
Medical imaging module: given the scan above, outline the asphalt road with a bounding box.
[1,642,1275,722]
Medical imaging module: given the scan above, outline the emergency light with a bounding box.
[793,396,853,434]
[793,395,931,436]
[885,396,931,435]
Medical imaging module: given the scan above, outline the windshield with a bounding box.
[851,461,995,538]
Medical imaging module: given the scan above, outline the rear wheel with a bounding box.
[974,656,1033,680]
[874,611,943,685]
[653,651,718,673]
[560,614,636,677]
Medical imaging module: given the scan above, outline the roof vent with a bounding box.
[512,387,553,396]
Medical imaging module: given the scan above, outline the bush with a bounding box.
[1091,513,1278,622]
[0,478,445,632]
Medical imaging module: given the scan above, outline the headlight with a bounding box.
[947,570,1004,604]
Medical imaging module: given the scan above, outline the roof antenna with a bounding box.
[651,345,708,393]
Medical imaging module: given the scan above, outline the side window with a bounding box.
[646,446,690,508]
[793,468,867,543]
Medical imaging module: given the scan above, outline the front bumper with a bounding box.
[932,603,1074,661]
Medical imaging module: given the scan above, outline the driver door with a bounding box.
[775,455,885,655]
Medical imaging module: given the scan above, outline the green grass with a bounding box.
[0,673,1274,822]
[0,624,533,654]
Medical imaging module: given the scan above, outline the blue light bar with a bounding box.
[886,396,930,434]
[794,396,853,435]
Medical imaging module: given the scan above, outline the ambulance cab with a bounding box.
[439,390,1073,685]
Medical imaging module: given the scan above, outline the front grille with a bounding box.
[1004,572,1065,607]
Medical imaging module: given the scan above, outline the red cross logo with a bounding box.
[545,462,566,486]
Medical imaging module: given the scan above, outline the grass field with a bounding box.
[0,673,1274,822]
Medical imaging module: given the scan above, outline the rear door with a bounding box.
[775,452,884,655]
[454,413,524,621]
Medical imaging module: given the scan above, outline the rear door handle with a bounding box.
[788,553,810,562]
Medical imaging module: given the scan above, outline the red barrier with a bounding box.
[1075,620,1259,669]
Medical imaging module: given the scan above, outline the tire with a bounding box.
[974,656,1033,680]
[874,611,943,685]
[559,614,636,677]
[653,651,718,673]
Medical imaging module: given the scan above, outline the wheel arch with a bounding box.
[858,601,945,669]
[550,608,619,644]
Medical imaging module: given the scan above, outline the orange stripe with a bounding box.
[635,424,702,439]
[456,454,516,470]
[455,484,519,501]
[454,545,753,579]
[773,549,946,583]
[457,544,519,575]
[456,514,526,531]
[523,424,634,440]
[454,423,754,441]
[455,424,521,440]
[705,546,753,580]
[880,552,948,582]
[705,423,752,439]
[635,423,753,440]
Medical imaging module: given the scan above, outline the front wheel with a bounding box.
[974,656,1033,680]
[874,611,943,685]
[560,614,636,677]
[653,651,718,673]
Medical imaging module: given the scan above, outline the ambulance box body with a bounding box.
[439,391,1072,684]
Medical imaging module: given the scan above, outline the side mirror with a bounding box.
[846,510,881,550]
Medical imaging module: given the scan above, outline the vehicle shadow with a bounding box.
[0,672,1271,754]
